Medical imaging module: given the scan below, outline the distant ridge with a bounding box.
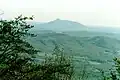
[31,19,87,31]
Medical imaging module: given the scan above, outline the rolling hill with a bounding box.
[27,31,120,80]
[27,19,120,80]
[30,19,87,31]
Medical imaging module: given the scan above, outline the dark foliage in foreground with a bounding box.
[0,15,73,80]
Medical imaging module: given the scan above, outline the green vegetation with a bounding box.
[1,15,120,80]
[28,30,120,79]
[0,15,73,80]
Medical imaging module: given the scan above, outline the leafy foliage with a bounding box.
[0,15,74,80]
[35,46,74,80]
[0,15,39,80]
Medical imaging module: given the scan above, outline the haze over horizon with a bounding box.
[0,0,120,27]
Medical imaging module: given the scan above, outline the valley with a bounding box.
[27,19,120,80]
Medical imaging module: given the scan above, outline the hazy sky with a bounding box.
[0,0,120,27]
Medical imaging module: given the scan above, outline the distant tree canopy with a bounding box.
[0,15,73,80]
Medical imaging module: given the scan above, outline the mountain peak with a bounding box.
[33,19,87,31]
[55,18,61,21]
[49,18,62,23]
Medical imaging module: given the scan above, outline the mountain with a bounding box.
[29,19,120,34]
[87,26,120,33]
[29,32,120,57]
[28,31,120,79]
[30,19,87,31]
[27,19,120,79]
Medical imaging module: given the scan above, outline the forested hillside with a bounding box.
[28,31,120,80]
[1,15,120,80]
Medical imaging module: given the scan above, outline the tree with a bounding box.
[0,15,74,80]
[35,45,74,80]
[0,15,39,79]
[101,58,120,80]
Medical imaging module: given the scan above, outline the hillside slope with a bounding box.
[30,19,87,31]
[27,31,120,79]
